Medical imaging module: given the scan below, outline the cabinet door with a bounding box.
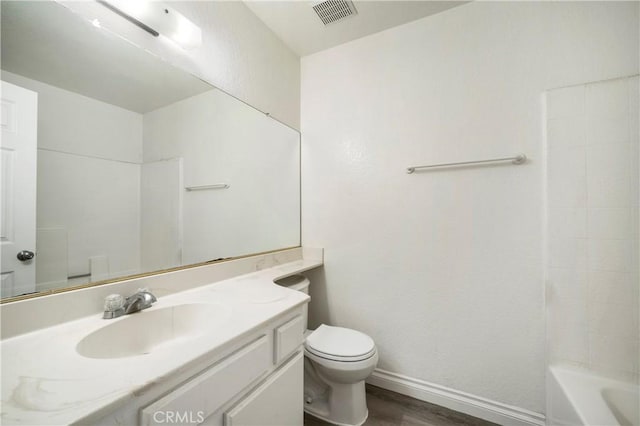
[224,351,303,426]
[274,315,304,364]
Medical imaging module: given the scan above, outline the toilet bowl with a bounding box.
[275,275,378,426]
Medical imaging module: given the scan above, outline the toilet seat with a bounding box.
[305,325,376,362]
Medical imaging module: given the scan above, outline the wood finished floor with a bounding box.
[303,385,499,426]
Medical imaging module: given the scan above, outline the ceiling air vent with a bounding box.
[312,0,358,26]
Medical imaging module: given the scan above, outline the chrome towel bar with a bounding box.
[185,184,230,191]
[406,154,527,174]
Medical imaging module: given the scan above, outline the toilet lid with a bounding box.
[305,325,375,362]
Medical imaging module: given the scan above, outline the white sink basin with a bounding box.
[76,303,231,359]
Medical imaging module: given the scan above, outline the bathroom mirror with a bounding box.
[0,1,300,301]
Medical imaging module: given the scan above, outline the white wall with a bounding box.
[546,76,639,382]
[301,1,639,415]
[140,158,183,273]
[1,72,143,287]
[143,89,300,267]
[61,0,301,129]
[2,72,142,164]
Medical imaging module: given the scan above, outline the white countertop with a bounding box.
[0,259,321,425]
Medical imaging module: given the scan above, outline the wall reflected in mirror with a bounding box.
[0,1,300,300]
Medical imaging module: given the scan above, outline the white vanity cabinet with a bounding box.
[91,309,305,426]
[0,254,322,426]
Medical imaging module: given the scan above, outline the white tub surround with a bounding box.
[548,366,640,426]
[546,76,639,382]
[0,248,323,425]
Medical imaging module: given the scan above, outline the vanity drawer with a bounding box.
[273,315,304,364]
[140,335,271,426]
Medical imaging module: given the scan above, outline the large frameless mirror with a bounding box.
[0,1,300,301]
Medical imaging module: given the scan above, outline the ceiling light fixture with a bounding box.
[96,0,202,50]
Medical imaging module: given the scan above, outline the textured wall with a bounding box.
[166,1,301,129]
[301,1,639,414]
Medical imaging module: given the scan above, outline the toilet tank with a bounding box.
[275,275,310,330]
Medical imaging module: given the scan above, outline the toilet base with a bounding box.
[304,407,369,426]
[304,356,370,426]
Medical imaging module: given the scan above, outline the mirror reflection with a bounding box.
[0,1,300,300]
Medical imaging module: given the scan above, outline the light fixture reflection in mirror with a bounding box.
[97,0,203,50]
[0,0,300,302]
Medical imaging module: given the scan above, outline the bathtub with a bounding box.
[548,366,639,426]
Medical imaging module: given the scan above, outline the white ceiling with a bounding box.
[243,1,469,56]
[1,1,212,113]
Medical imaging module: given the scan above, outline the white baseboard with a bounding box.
[367,369,546,426]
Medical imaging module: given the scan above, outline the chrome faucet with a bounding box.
[103,289,157,319]
[124,290,157,314]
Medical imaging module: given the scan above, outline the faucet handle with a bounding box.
[104,294,124,311]
[103,294,125,319]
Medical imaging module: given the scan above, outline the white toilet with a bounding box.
[276,275,378,426]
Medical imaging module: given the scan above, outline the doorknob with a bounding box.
[17,250,35,261]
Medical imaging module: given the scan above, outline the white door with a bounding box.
[1,81,38,298]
